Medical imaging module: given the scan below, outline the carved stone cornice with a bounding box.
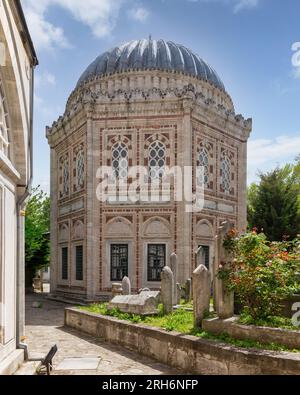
[46,71,252,144]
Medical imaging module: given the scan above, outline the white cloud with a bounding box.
[233,0,258,13]
[247,135,300,183]
[23,2,70,51]
[34,93,44,106]
[248,136,300,166]
[55,0,124,38]
[35,71,56,87]
[128,6,150,22]
[293,67,300,79]
[34,177,50,195]
[189,0,259,13]
[291,42,300,79]
[22,0,124,51]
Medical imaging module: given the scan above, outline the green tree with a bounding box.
[292,155,300,214]
[248,164,300,241]
[25,187,50,284]
[247,182,259,227]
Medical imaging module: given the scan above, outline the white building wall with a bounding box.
[0,0,37,375]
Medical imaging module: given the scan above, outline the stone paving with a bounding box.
[25,294,181,375]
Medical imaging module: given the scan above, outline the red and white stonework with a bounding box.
[47,40,252,302]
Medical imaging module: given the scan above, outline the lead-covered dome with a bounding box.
[77,39,225,92]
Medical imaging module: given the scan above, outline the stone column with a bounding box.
[122,276,131,295]
[185,278,192,303]
[86,112,99,301]
[161,266,174,314]
[193,264,211,328]
[177,98,193,283]
[237,140,248,233]
[214,222,234,319]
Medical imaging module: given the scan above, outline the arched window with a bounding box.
[0,83,9,157]
[148,141,166,180]
[112,142,128,180]
[63,158,69,196]
[221,155,231,193]
[76,149,85,188]
[198,147,209,188]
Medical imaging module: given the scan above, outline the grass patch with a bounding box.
[80,303,194,333]
[238,313,298,330]
[191,329,300,354]
[179,300,193,309]
[79,303,300,354]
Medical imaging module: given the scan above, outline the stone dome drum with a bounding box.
[77,39,225,92]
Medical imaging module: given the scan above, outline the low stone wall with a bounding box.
[65,308,300,375]
[202,317,300,350]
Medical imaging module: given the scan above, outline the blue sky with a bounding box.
[22,0,300,193]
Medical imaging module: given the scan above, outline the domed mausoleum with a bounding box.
[47,39,252,301]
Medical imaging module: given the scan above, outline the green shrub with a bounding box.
[218,231,300,320]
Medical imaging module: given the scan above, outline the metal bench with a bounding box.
[30,345,58,375]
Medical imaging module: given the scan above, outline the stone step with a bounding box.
[0,350,24,375]
[46,294,86,306]
[14,360,41,375]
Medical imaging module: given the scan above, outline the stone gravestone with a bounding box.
[176,283,181,305]
[169,253,178,305]
[214,221,234,319]
[122,276,131,295]
[139,289,161,303]
[111,283,123,300]
[108,294,159,315]
[161,266,174,314]
[193,264,211,328]
[139,288,150,293]
[185,278,192,303]
[195,246,203,268]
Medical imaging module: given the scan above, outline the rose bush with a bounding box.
[217,230,300,320]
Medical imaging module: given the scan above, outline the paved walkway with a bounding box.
[25,294,180,375]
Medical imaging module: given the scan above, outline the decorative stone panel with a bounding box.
[58,152,70,200]
[73,143,85,193]
[219,145,237,197]
[58,223,69,243]
[72,219,84,241]
[196,137,215,191]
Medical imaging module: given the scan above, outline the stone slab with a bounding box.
[108,294,159,315]
[139,290,161,302]
[56,358,101,371]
